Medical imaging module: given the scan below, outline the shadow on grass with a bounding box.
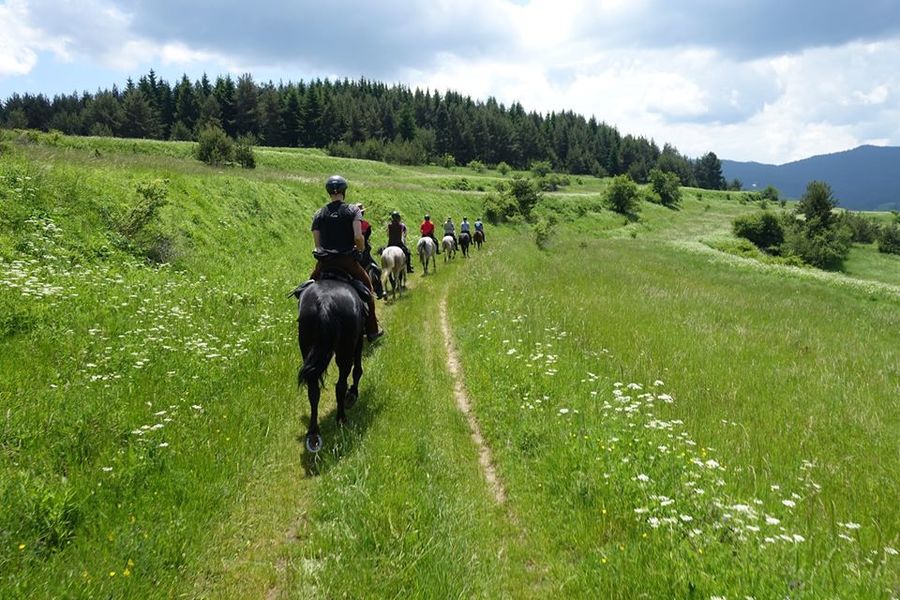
[298,356,386,477]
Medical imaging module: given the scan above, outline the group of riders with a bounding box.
[306,174,485,343]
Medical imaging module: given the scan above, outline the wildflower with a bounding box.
[781,499,796,508]
[842,522,861,530]
[558,408,570,415]
[636,473,650,482]
[18,544,25,551]
[765,516,780,525]
[885,547,898,556]
[101,466,113,472]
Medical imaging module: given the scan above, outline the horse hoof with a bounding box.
[305,433,323,453]
[345,391,358,408]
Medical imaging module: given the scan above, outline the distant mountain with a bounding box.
[721,145,900,211]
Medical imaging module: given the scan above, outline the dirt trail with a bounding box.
[439,295,507,505]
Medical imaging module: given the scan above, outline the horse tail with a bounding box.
[298,300,340,389]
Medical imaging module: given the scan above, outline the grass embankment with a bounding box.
[0,132,485,597]
[447,225,899,597]
[1,130,897,598]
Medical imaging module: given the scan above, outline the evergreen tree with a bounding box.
[233,73,259,136]
[121,88,159,138]
[213,75,237,136]
[282,88,304,147]
[174,75,200,132]
[694,151,726,190]
[397,105,416,141]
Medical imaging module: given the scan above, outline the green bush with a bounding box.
[196,125,233,166]
[648,168,681,207]
[604,174,640,215]
[782,219,851,269]
[496,161,511,176]
[732,211,784,251]
[234,135,256,169]
[483,192,518,225]
[533,215,557,250]
[836,211,879,244]
[507,176,542,219]
[877,223,900,255]
[530,160,552,178]
[437,153,456,169]
[169,121,193,141]
[467,160,485,173]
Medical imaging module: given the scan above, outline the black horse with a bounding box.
[459,231,471,258]
[294,277,365,452]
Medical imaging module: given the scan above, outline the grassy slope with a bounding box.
[1,131,897,598]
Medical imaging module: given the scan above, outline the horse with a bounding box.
[380,246,407,300]
[293,278,365,453]
[473,230,484,250]
[442,235,456,261]
[417,236,437,274]
[459,231,471,258]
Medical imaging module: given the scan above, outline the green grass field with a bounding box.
[1,131,897,598]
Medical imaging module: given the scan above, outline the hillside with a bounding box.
[1,132,898,599]
[722,145,900,211]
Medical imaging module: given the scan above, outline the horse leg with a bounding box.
[334,355,351,426]
[346,336,363,409]
[305,379,322,452]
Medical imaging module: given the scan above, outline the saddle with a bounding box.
[288,270,372,305]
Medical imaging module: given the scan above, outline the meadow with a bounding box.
[0,130,897,598]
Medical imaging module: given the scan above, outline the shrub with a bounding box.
[437,153,456,169]
[483,192,518,225]
[877,223,900,255]
[836,211,879,244]
[604,174,640,215]
[507,176,542,219]
[782,219,851,269]
[533,215,557,250]
[196,125,233,166]
[732,211,784,251]
[169,121,193,141]
[234,135,256,169]
[530,160,552,178]
[496,161,511,176]
[467,159,485,173]
[648,168,681,207]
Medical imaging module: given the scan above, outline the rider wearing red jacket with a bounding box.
[420,214,440,253]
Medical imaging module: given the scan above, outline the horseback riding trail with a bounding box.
[439,295,507,505]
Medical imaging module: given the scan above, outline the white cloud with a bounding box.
[0,0,69,76]
[3,0,900,163]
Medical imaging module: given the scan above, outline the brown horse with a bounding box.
[473,230,484,250]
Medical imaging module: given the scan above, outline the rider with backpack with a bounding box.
[309,176,384,342]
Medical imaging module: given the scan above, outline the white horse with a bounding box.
[442,235,456,261]
[380,246,407,300]
[417,236,437,274]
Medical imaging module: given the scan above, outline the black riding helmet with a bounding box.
[391,210,401,221]
[424,214,430,220]
[325,175,348,195]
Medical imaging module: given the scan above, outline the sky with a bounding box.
[2,0,899,164]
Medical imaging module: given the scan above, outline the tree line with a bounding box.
[0,70,726,188]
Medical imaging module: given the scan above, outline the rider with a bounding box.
[474,217,485,241]
[309,175,383,342]
[460,216,471,240]
[420,213,440,253]
[443,216,457,249]
[356,203,384,299]
[387,211,414,273]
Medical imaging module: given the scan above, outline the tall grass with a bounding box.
[1,131,897,598]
